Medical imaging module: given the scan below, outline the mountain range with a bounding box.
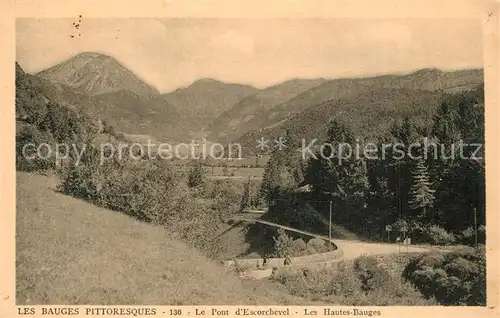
[21,52,484,150]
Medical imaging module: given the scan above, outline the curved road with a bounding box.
[230,211,430,279]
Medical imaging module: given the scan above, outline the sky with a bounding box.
[16,18,483,93]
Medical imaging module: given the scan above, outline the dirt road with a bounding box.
[334,239,429,260]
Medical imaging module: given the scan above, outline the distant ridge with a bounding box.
[162,78,258,125]
[208,78,327,142]
[209,68,483,144]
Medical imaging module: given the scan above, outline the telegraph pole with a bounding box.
[329,199,332,248]
[322,190,337,250]
[474,207,478,248]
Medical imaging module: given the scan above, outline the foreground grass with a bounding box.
[16,172,310,305]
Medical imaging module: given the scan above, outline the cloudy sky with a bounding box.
[16,18,483,93]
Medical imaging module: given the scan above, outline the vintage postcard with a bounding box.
[1,0,499,317]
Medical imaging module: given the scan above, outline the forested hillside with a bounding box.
[257,86,485,244]
[218,69,483,146]
[15,62,125,172]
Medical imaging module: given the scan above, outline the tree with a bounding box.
[188,161,204,187]
[240,178,251,211]
[221,163,229,176]
[409,159,435,221]
[260,130,304,203]
[430,87,485,230]
[432,99,459,144]
[305,120,369,229]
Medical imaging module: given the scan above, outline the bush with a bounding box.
[422,225,456,245]
[291,238,307,252]
[58,153,255,259]
[188,163,204,187]
[458,225,486,246]
[16,125,56,172]
[353,256,392,292]
[307,238,330,253]
[59,164,101,201]
[403,248,486,305]
[272,229,294,257]
[460,227,475,245]
[204,180,244,216]
[271,257,435,305]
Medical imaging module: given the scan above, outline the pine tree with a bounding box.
[305,120,369,227]
[409,159,435,221]
[432,99,458,144]
[260,130,303,203]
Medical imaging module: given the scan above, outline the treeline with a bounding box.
[256,87,485,245]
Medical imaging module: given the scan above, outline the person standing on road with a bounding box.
[284,255,292,266]
[262,253,268,269]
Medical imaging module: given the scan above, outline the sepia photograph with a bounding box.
[11,10,493,310]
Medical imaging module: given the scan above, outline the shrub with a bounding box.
[353,256,392,292]
[59,164,101,201]
[305,245,318,254]
[458,226,486,246]
[460,227,475,245]
[59,155,233,258]
[291,238,307,252]
[271,258,434,305]
[272,229,294,257]
[16,125,56,172]
[307,238,329,253]
[188,162,204,187]
[422,225,456,245]
[403,248,486,305]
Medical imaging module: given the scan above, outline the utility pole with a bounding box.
[329,199,332,248]
[474,207,478,248]
[322,190,337,250]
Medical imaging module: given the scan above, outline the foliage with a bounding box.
[240,178,265,211]
[260,130,304,203]
[58,152,239,258]
[188,161,205,187]
[408,159,435,221]
[403,248,486,305]
[272,256,436,305]
[304,120,370,232]
[16,124,56,172]
[421,225,456,245]
[293,87,485,241]
[15,63,109,173]
[353,256,392,292]
[307,238,328,250]
[272,229,295,258]
[269,229,327,257]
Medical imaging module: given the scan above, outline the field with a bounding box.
[206,166,264,179]
[15,172,312,305]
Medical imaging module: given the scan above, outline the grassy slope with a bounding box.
[16,172,310,305]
